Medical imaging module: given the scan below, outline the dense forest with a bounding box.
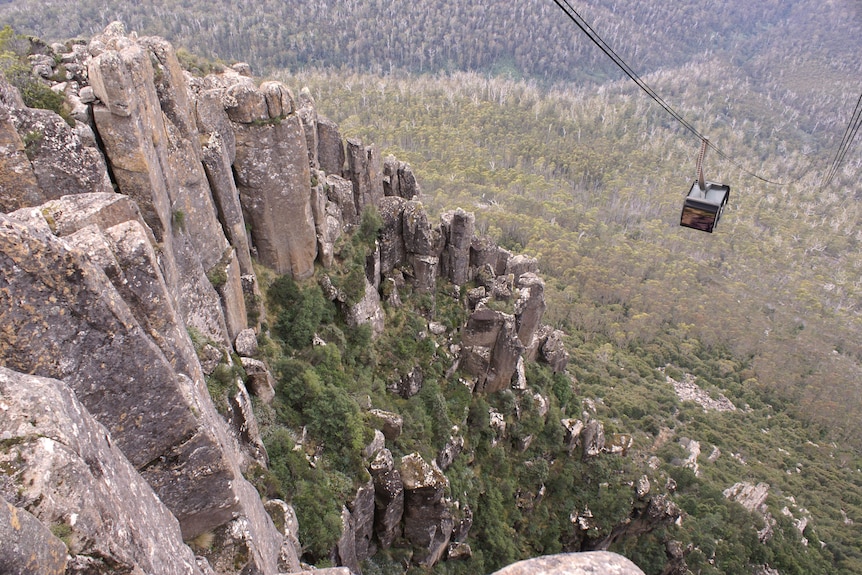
[4,1,862,574]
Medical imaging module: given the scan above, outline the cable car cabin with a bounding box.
[679,181,730,233]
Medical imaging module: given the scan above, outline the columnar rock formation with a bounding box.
[0,22,581,575]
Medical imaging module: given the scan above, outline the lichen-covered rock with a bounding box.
[378,195,407,275]
[212,248,249,342]
[514,273,547,355]
[200,130,254,275]
[87,26,232,346]
[0,498,67,575]
[0,213,299,573]
[400,453,453,568]
[346,277,386,336]
[387,367,424,399]
[402,200,441,256]
[471,236,510,276]
[541,329,569,373]
[264,499,303,569]
[506,253,539,278]
[326,173,358,227]
[310,169,344,268]
[240,357,277,404]
[561,418,585,453]
[581,419,606,459]
[317,114,345,176]
[383,154,420,199]
[334,480,375,572]
[369,449,404,550]
[235,328,259,357]
[461,307,525,394]
[436,432,465,471]
[440,208,475,285]
[490,552,646,575]
[0,104,42,212]
[345,138,383,214]
[297,87,319,169]
[368,409,404,440]
[232,102,317,278]
[0,367,203,575]
[7,106,113,202]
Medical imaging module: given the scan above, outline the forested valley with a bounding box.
[4,1,862,574]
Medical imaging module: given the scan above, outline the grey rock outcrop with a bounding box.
[240,357,277,404]
[378,195,407,276]
[582,419,606,459]
[368,409,404,441]
[461,307,525,394]
[0,76,43,212]
[7,105,113,200]
[400,453,453,568]
[514,273,547,355]
[383,154,420,200]
[490,551,646,575]
[369,449,404,550]
[230,85,318,278]
[440,208,475,285]
[0,210,298,574]
[0,367,203,575]
[0,498,67,575]
[345,138,383,215]
[87,26,234,346]
[317,114,345,176]
[334,480,376,573]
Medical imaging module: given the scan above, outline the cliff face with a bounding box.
[0,22,664,575]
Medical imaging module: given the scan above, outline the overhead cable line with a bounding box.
[549,0,802,187]
[820,91,862,190]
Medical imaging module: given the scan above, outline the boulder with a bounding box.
[490,552,645,575]
[0,100,42,212]
[6,105,113,202]
[240,357,277,404]
[506,254,539,278]
[388,366,424,399]
[368,409,404,440]
[581,419,605,459]
[561,418,585,453]
[436,433,465,471]
[235,328,259,357]
[345,277,386,337]
[264,500,303,568]
[541,329,569,373]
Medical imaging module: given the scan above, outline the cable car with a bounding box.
[680,181,730,233]
[680,139,730,233]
